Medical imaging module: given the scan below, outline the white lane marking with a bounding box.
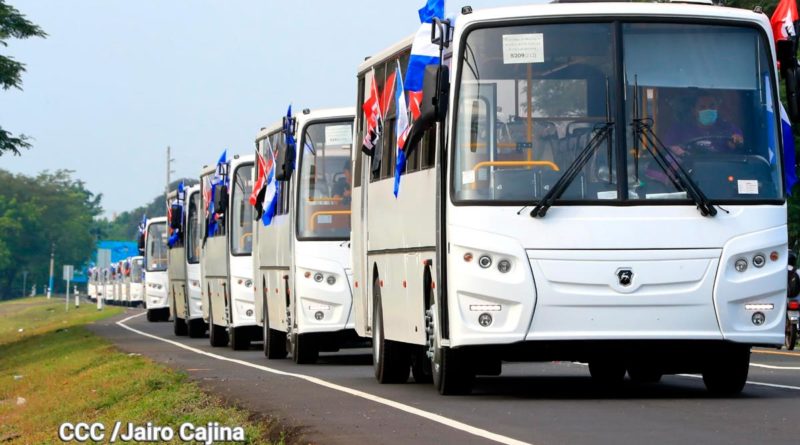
[750,363,800,371]
[677,374,800,391]
[116,313,531,445]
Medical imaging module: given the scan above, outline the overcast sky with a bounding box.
[1,1,536,218]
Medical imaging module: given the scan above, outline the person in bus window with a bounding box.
[662,92,744,156]
[332,160,352,206]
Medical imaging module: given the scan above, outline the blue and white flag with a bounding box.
[781,103,798,193]
[138,214,147,235]
[405,0,445,120]
[394,60,410,198]
[261,145,279,226]
[284,105,297,169]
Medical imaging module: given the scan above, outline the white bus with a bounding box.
[352,2,797,395]
[167,184,206,337]
[129,256,145,307]
[200,154,258,349]
[144,216,170,321]
[254,107,359,364]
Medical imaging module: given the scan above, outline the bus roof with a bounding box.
[358,34,414,75]
[255,107,355,141]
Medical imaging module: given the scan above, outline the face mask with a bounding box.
[698,109,718,126]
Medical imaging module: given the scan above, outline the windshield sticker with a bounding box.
[462,170,476,185]
[502,34,544,64]
[317,214,333,225]
[325,125,353,146]
[737,180,758,194]
[597,190,617,200]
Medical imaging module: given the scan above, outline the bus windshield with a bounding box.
[145,222,168,272]
[297,120,354,240]
[452,22,782,204]
[231,164,254,255]
[131,258,143,283]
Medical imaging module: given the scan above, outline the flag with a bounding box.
[394,61,411,198]
[250,149,270,218]
[362,71,382,155]
[771,0,799,43]
[284,105,297,170]
[261,145,279,226]
[381,69,397,120]
[138,214,147,235]
[215,149,227,180]
[781,103,798,193]
[405,0,445,120]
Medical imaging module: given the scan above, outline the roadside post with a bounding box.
[97,249,111,311]
[74,284,79,307]
[63,265,73,311]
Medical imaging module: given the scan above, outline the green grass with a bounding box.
[0,298,283,444]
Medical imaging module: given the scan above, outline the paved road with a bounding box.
[90,308,800,445]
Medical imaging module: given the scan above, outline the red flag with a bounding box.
[771,0,799,42]
[408,90,423,120]
[249,150,267,207]
[362,70,383,153]
[381,70,397,119]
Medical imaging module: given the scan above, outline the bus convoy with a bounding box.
[90,1,800,395]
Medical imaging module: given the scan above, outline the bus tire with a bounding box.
[428,303,473,395]
[786,322,798,351]
[291,333,319,364]
[372,281,410,383]
[146,309,158,322]
[229,326,250,351]
[702,345,749,396]
[263,302,287,359]
[173,315,188,336]
[187,318,205,338]
[208,301,229,347]
[411,347,433,384]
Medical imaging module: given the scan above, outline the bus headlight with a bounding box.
[734,258,748,272]
[478,255,492,269]
[326,275,336,285]
[752,254,766,268]
[313,273,324,283]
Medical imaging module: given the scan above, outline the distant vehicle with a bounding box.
[254,107,361,364]
[167,184,206,337]
[88,268,98,302]
[129,256,145,307]
[200,154,258,349]
[143,216,169,321]
[105,264,118,304]
[115,261,125,306]
[353,3,796,395]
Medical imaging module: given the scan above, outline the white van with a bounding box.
[144,216,169,321]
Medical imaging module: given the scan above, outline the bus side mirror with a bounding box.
[405,64,449,157]
[169,204,182,230]
[213,184,228,215]
[777,39,800,122]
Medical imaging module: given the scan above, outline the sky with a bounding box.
[1,0,537,218]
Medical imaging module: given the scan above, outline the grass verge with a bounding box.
[0,297,282,444]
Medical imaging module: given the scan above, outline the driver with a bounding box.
[331,159,352,206]
[662,93,744,156]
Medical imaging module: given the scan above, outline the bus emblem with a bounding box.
[617,269,633,287]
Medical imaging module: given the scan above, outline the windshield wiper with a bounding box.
[530,121,614,218]
[632,119,716,216]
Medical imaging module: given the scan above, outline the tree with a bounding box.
[0,0,46,156]
[0,169,103,298]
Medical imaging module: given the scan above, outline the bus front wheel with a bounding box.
[208,301,229,347]
[427,303,473,395]
[263,300,287,359]
[702,345,750,396]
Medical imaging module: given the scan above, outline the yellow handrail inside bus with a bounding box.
[309,210,351,231]
[307,196,344,202]
[473,160,559,173]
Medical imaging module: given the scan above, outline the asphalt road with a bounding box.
[89,308,800,445]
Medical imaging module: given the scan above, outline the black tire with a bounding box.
[627,364,662,384]
[187,318,206,338]
[263,298,287,359]
[161,307,171,322]
[173,315,188,336]
[291,333,319,364]
[372,279,410,383]
[702,345,750,396]
[426,296,473,395]
[589,359,626,387]
[146,309,158,322]
[208,300,229,347]
[229,326,250,350]
[411,347,433,384]
[786,322,798,351]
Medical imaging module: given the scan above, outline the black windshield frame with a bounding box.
[449,17,785,208]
